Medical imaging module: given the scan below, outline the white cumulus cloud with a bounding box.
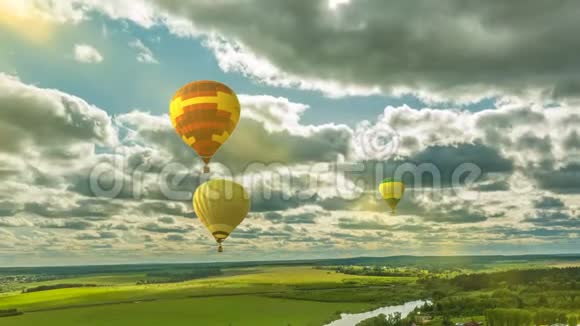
[73,43,103,63]
[129,39,159,64]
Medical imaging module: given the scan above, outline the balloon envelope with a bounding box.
[378,178,405,214]
[169,80,240,172]
[193,179,250,252]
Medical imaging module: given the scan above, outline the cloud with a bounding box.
[0,73,116,157]
[563,130,580,151]
[337,217,391,230]
[137,201,189,217]
[233,225,292,240]
[75,231,118,240]
[145,0,580,102]
[139,222,193,234]
[238,95,308,132]
[215,118,351,170]
[14,0,580,102]
[73,44,103,63]
[22,198,125,219]
[129,39,159,64]
[116,96,352,172]
[472,180,510,192]
[262,212,283,223]
[533,196,565,209]
[0,69,578,263]
[261,211,319,224]
[158,216,175,224]
[0,216,33,228]
[533,164,580,194]
[165,234,186,241]
[523,211,579,229]
[0,201,17,217]
[40,219,94,230]
[283,212,318,224]
[319,189,490,225]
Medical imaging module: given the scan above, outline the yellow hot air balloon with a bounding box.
[193,179,250,252]
[379,178,405,214]
[169,80,240,173]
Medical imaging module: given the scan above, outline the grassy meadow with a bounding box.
[0,255,578,325]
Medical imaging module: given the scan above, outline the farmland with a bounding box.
[0,255,578,325]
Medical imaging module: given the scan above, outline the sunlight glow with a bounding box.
[0,0,68,44]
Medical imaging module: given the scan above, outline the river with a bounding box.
[324,299,430,326]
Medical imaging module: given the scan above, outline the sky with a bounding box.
[0,0,579,266]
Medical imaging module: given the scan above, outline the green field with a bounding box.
[0,295,371,326]
[0,255,578,326]
[0,266,393,325]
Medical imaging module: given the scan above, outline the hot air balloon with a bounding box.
[379,178,405,214]
[169,80,240,173]
[193,179,250,252]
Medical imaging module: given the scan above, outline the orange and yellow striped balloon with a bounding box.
[169,80,240,173]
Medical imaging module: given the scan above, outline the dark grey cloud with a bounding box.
[523,211,579,229]
[488,212,506,218]
[424,208,488,224]
[475,106,547,152]
[66,166,136,200]
[260,229,292,238]
[262,212,283,223]
[22,198,124,219]
[533,196,565,209]
[411,143,513,179]
[0,201,16,217]
[337,217,391,230]
[165,234,186,242]
[348,143,513,190]
[158,217,175,224]
[563,130,580,150]
[139,222,193,234]
[262,211,318,224]
[91,243,114,249]
[99,223,130,231]
[534,164,580,194]
[284,212,318,224]
[472,180,510,192]
[321,191,488,224]
[0,74,115,154]
[328,231,388,242]
[154,0,580,100]
[470,225,576,239]
[251,191,308,212]
[40,220,94,230]
[515,133,552,154]
[232,225,292,239]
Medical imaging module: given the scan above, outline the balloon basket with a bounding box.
[218,244,223,253]
[203,165,210,174]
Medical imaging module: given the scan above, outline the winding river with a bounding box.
[324,299,430,326]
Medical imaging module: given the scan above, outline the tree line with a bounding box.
[136,267,222,284]
[22,283,98,293]
[485,308,577,326]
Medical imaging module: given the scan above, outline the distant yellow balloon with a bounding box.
[193,179,250,252]
[379,178,405,214]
